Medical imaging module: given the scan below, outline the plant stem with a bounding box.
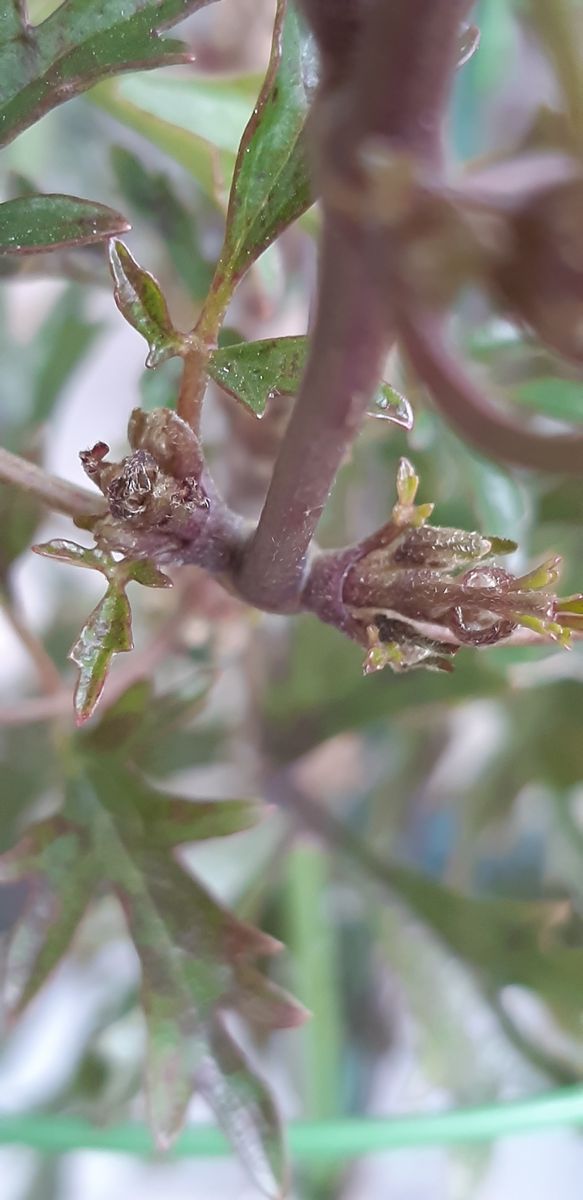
[0,587,62,695]
[237,0,470,612]
[0,447,104,519]
[176,347,209,434]
[237,213,388,611]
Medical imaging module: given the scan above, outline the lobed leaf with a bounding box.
[215,0,316,293]
[32,538,115,574]
[70,583,133,725]
[0,0,218,148]
[108,240,186,368]
[0,717,290,1193]
[197,1016,288,1199]
[208,334,412,422]
[0,194,129,256]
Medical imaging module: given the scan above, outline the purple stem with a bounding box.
[237,0,469,613]
[401,309,583,473]
[237,214,388,612]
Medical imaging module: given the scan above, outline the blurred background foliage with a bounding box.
[2,1,583,1198]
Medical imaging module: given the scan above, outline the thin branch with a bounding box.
[0,587,62,695]
[0,692,71,727]
[400,309,583,473]
[0,447,105,519]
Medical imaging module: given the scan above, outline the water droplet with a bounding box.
[368,386,414,429]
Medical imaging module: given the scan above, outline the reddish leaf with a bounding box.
[0,721,293,1195]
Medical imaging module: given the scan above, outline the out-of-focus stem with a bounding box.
[400,309,583,473]
[0,589,62,695]
[0,447,103,519]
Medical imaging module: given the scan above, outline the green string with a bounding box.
[1,1088,583,1159]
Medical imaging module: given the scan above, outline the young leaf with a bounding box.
[108,240,186,368]
[214,0,316,295]
[0,195,129,256]
[70,583,133,725]
[0,732,294,1196]
[209,334,413,424]
[33,540,172,723]
[0,0,218,148]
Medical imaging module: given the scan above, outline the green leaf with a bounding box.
[108,240,186,368]
[208,335,307,415]
[0,194,129,256]
[208,335,412,422]
[197,1016,288,1199]
[70,583,133,725]
[0,737,291,1195]
[29,285,105,424]
[216,0,315,291]
[0,0,218,148]
[377,859,583,1039]
[110,146,212,299]
[513,377,583,423]
[93,72,257,204]
[33,540,172,722]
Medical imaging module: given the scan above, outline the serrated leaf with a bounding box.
[32,538,114,573]
[208,334,411,421]
[0,0,218,148]
[108,240,186,368]
[197,1016,287,1199]
[70,583,133,725]
[0,740,291,1194]
[34,542,175,722]
[208,335,307,415]
[0,195,129,256]
[216,0,315,292]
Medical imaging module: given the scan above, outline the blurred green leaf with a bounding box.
[264,617,509,760]
[0,0,218,148]
[513,377,583,423]
[139,356,182,411]
[0,194,129,256]
[110,146,213,299]
[216,0,315,292]
[92,71,257,203]
[379,859,583,1038]
[108,239,186,368]
[0,716,291,1194]
[29,285,104,423]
